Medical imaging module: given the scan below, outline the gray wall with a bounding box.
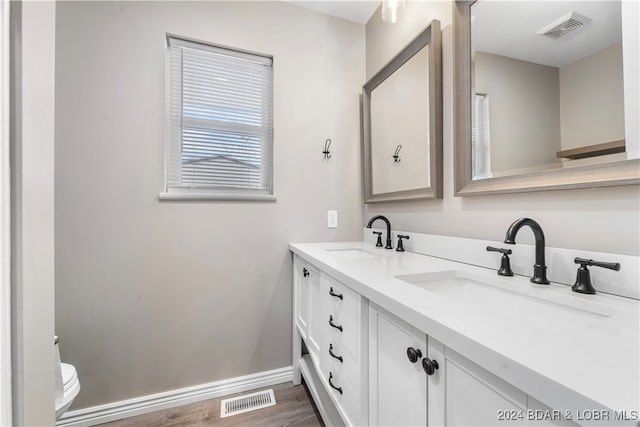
[365,1,639,256]
[474,52,561,174]
[55,1,364,409]
[560,42,625,150]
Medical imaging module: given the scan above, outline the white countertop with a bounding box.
[289,241,640,418]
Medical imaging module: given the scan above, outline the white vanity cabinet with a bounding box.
[369,303,428,426]
[368,304,572,427]
[293,256,321,361]
[427,340,529,427]
[293,251,578,427]
[316,272,367,426]
[292,254,368,426]
[427,341,575,427]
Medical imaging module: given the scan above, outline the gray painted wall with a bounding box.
[365,1,639,256]
[560,42,625,150]
[474,52,561,174]
[55,1,364,409]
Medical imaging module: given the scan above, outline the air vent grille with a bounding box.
[538,12,591,40]
[220,389,276,418]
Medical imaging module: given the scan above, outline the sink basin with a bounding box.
[395,270,619,322]
[324,248,380,259]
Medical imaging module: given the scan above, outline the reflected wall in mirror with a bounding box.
[454,0,639,196]
[363,20,442,203]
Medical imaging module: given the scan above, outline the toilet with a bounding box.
[55,337,81,420]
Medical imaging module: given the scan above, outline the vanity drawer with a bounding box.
[320,273,358,323]
[321,304,358,361]
[323,368,359,427]
[320,340,360,394]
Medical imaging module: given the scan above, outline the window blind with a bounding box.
[165,36,274,198]
[472,93,491,180]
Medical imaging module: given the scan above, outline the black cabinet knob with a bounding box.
[406,347,422,363]
[422,358,439,375]
[303,268,309,277]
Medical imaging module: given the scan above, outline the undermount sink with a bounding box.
[324,248,381,259]
[395,270,620,322]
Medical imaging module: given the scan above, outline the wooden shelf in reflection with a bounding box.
[556,140,625,160]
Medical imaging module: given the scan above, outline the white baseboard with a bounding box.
[57,366,293,427]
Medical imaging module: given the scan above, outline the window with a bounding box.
[472,93,492,180]
[162,35,274,201]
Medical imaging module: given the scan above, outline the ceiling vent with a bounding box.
[537,12,591,40]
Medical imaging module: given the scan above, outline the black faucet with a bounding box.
[367,215,393,249]
[503,218,550,284]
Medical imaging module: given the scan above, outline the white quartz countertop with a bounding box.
[289,241,640,419]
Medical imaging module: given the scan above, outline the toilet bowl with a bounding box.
[55,362,81,420]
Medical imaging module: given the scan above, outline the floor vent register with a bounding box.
[220,388,276,418]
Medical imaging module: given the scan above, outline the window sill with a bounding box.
[158,192,277,202]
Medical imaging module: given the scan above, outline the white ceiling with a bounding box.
[285,1,623,67]
[287,1,381,24]
[472,1,622,68]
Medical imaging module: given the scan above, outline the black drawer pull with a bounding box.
[303,268,309,277]
[328,372,343,394]
[329,287,343,300]
[328,315,343,332]
[329,344,343,363]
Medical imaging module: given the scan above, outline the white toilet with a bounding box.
[55,337,81,421]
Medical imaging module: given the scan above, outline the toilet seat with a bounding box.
[61,363,78,393]
[55,363,80,417]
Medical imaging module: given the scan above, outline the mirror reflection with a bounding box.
[470,0,625,180]
[363,20,442,203]
[371,47,430,194]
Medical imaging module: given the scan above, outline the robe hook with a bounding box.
[323,139,332,159]
[393,145,402,163]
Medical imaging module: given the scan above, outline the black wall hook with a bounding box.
[323,139,332,159]
[393,145,402,163]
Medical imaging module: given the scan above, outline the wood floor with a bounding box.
[97,381,324,427]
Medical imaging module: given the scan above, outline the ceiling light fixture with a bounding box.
[381,0,405,23]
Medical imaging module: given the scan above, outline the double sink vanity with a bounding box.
[296,0,640,423]
[289,225,639,426]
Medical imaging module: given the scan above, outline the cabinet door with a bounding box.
[293,256,310,338]
[306,264,323,362]
[369,303,427,426]
[427,338,527,426]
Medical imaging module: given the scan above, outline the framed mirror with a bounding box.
[363,20,442,203]
[454,1,639,196]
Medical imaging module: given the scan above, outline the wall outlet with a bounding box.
[327,210,338,228]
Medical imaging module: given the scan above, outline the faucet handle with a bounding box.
[486,246,514,276]
[396,235,410,252]
[372,231,383,247]
[572,258,621,294]
[486,246,512,256]
[574,257,621,271]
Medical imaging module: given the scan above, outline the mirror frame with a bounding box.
[362,20,442,203]
[454,0,640,196]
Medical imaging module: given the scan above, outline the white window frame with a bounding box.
[160,35,275,202]
[472,92,492,180]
